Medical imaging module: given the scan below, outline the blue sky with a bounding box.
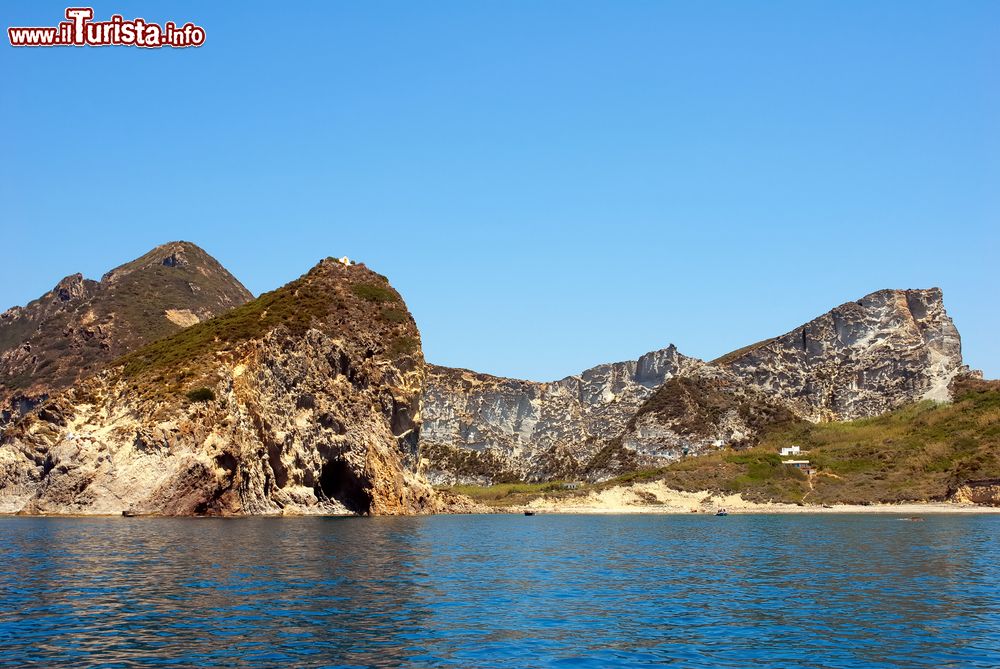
[3,1,998,380]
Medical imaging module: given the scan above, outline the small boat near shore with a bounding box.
[715,509,728,516]
[122,510,138,518]
[524,510,536,516]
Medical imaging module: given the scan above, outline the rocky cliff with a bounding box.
[606,288,973,477]
[0,242,253,424]
[423,288,973,484]
[603,373,798,480]
[714,288,968,421]
[420,346,703,483]
[953,479,1000,507]
[0,258,433,516]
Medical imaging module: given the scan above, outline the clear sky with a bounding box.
[3,1,998,380]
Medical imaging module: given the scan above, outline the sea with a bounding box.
[1,514,998,668]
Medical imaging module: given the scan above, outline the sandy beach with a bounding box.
[516,480,1000,515]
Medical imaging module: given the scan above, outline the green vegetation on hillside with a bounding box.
[0,242,252,395]
[444,481,575,507]
[379,307,409,324]
[96,244,252,348]
[421,442,521,483]
[634,376,797,438]
[642,448,811,504]
[351,282,397,303]
[649,379,1000,504]
[755,379,1000,503]
[185,387,216,403]
[441,379,1000,507]
[579,376,799,478]
[115,260,421,409]
[389,335,419,358]
[119,276,332,378]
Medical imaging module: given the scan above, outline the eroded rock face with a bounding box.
[420,346,702,483]
[0,242,253,425]
[0,259,432,516]
[612,373,796,472]
[952,479,1000,507]
[423,288,973,484]
[717,288,968,421]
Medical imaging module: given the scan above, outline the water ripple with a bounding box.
[0,514,998,668]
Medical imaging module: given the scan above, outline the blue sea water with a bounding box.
[0,514,998,668]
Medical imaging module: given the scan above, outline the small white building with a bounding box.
[779,445,801,456]
[782,459,813,474]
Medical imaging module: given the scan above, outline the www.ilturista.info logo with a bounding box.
[8,7,205,48]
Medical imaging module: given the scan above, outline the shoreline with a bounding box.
[486,480,1000,516]
[3,479,999,517]
[1,505,999,518]
[1,503,999,518]
[505,502,1000,515]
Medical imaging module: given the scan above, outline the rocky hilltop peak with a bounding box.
[53,273,94,302]
[0,242,253,423]
[0,256,432,516]
[100,241,218,283]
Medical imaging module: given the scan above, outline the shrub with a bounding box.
[186,387,216,403]
[351,283,396,303]
[389,335,419,357]
[379,307,408,323]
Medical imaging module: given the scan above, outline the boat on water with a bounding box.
[122,510,138,518]
[524,510,536,516]
[715,509,728,516]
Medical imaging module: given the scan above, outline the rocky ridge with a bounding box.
[0,258,433,516]
[0,243,979,509]
[421,346,704,484]
[424,288,974,484]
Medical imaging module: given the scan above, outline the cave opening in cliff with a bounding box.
[319,460,373,514]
